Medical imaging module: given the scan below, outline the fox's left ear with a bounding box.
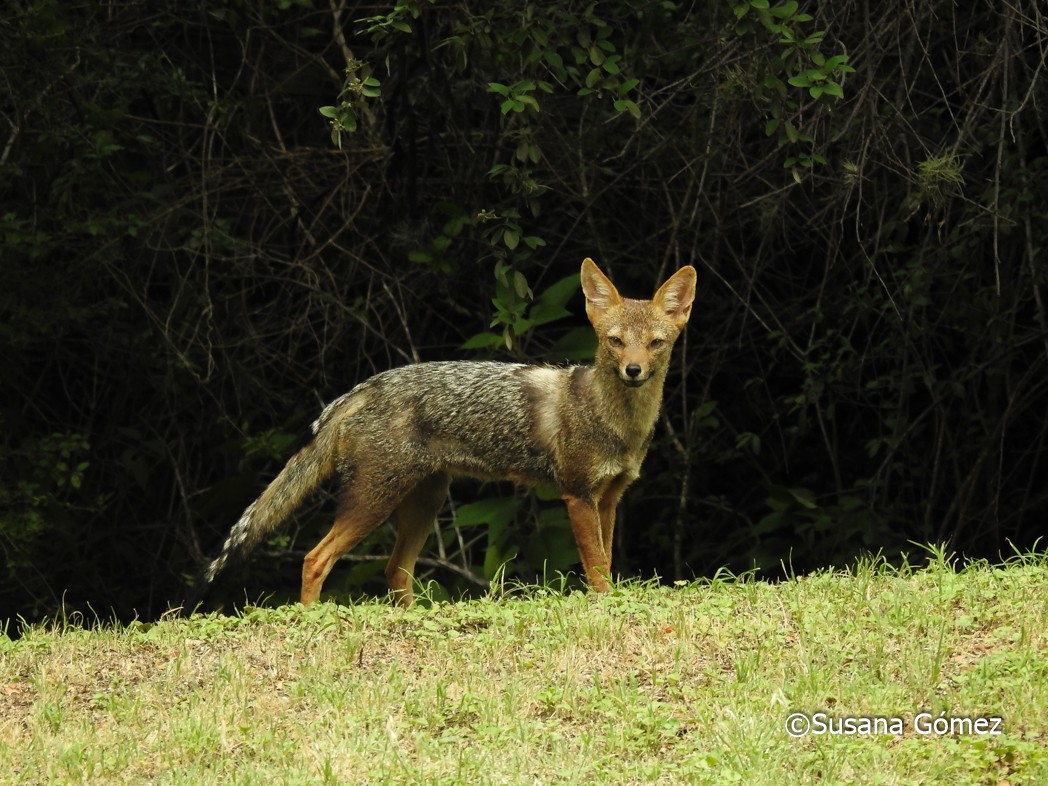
[653,265,697,328]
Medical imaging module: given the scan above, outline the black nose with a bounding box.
[625,364,642,378]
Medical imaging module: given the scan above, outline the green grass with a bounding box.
[3,551,1047,785]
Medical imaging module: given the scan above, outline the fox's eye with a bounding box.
[649,338,666,349]
[608,336,625,348]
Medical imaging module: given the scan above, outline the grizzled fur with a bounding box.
[196,258,696,608]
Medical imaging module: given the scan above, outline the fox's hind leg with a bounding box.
[385,472,450,607]
[301,481,406,605]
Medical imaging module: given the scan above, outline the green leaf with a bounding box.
[461,331,506,350]
[517,94,541,112]
[736,432,761,455]
[767,484,819,510]
[771,0,799,17]
[548,326,598,360]
[763,75,787,97]
[454,496,522,527]
[786,487,818,509]
[529,274,580,326]
[512,270,531,299]
[487,82,511,96]
[821,81,844,98]
[614,99,641,119]
[694,400,719,420]
[512,316,535,334]
[824,55,846,70]
[528,304,570,327]
[318,105,338,118]
[504,229,520,250]
[838,495,864,512]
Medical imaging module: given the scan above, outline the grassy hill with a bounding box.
[2,551,1046,785]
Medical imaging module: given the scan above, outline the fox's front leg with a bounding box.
[563,495,611,592]
[595,474,633,577]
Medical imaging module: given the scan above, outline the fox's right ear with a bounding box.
[581,258,622,316]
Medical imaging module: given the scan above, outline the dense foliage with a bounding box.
[2,0,1046,626]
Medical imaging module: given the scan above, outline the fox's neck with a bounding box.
[587,364,667,447]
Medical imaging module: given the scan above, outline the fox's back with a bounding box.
[330,361,565,485]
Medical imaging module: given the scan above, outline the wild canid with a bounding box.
[197,258,696,607]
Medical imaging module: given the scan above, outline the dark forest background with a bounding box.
[3,0,1047,629]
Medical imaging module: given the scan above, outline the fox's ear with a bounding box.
[581,257,622,315]
[652,265,697,327]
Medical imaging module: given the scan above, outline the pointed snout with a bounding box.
[619,362,650,387]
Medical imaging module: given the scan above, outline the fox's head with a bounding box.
[581,258,697,387]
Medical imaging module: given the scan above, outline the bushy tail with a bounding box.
[187,403,350,610]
